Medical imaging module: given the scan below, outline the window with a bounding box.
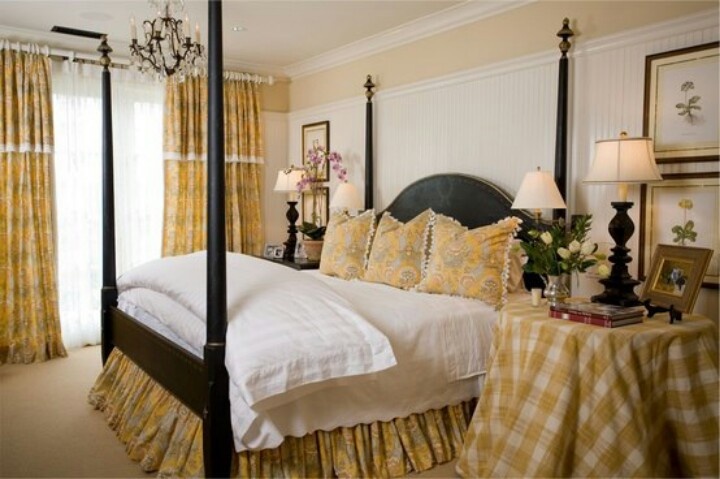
[52,61,164,348]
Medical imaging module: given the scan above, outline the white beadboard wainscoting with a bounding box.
[279,11,718,320]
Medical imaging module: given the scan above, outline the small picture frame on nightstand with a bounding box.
[264,243,284,259]
[272,246,285,259]
[641,244,712,313]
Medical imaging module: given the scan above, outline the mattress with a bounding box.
[117,253,516,451]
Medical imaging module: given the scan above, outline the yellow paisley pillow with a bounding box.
[364,209,434,289]
[319,209,376,280]
[416,215,521,307]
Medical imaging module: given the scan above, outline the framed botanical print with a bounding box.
[639,172,719,288]
[643,42,719,163]
[302,121,330,180]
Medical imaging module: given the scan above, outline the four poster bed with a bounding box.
[91,4,573,477]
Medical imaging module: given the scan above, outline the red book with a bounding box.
[550,302,645,320]
[549,309,643,328]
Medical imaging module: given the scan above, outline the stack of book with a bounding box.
[549,302,645,328]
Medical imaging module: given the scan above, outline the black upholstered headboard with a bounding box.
[383,173,535,236]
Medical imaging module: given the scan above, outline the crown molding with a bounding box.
[283,0,535,80]
[573,8,718,56]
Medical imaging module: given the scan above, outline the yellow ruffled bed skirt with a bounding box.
[89,348,476,478]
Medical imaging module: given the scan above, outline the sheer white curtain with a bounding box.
[52,61,164,349]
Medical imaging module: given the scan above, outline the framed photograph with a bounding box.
[302,121,330,180]
[302,187,329,229]
[272,246,285,259]
[639,172,719,288]
[640,244,712,313]
[264,243,283,259]
[643,42,719,163]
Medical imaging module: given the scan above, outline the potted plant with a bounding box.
[296,144,347,260]
[519,215,607,304]
[298,222,325,261]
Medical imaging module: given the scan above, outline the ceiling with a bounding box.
[0,0,480,77]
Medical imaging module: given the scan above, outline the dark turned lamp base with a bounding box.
[591,201,642,307]
[283,201,299,262]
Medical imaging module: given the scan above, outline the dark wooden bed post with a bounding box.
[203,0,232,476]
[99,35,117,365]
[554,18,574,219]
[364,75,376,210]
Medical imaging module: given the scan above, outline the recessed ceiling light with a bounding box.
[232,26,246,32]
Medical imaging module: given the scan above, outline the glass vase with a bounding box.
[544,274,570,307]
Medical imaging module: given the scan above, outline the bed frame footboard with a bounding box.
[107,307,206,416]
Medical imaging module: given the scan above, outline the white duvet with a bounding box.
[118,252,506,451]
[117,252,397,449]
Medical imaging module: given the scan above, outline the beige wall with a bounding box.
[260,79,290,113]
[289,1,717,112]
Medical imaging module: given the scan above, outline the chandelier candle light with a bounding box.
[584,131,662,306]
[129,0,206,79]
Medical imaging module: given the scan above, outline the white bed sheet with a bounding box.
[118,257,522,451]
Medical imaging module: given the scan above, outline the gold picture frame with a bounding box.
[641,244,712,313]
[639,172,719,288]
[301,121,330,180]
[643,42,719,163]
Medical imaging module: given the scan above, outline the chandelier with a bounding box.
[129,0,206,79]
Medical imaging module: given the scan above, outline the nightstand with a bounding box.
[458,297,719,478]
[258,256,320,270]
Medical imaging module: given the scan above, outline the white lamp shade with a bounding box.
[511,169,567,210]
[330,182,362,211]
[585,136,662,184]
[273,169,304,193]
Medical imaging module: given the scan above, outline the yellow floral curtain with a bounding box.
[162,76,264,257]
[0,44,66,363]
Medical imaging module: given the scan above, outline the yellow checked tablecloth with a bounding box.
[457,299,719,478]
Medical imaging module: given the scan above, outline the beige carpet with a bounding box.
[1,345,458,478]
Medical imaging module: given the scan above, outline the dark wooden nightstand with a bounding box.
[258,256,320,270]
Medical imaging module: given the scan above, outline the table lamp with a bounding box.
[273,168,304,261]
[584,131,662,306]
[511,167,567,224]
[330,182,362,214]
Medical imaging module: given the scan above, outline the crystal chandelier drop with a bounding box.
[129,0,206,80]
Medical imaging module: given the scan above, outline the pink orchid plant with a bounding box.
[296,144,347,239]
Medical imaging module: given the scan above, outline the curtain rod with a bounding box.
[1,38,274,84]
